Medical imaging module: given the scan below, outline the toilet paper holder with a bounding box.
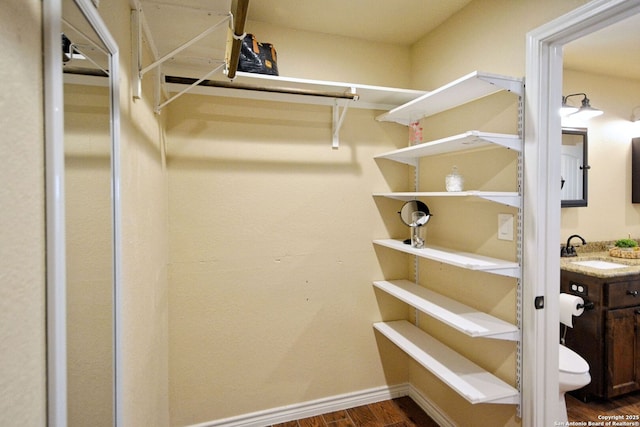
[577,300,594,310]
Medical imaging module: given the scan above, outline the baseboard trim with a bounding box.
[187,383,455,427]
[407,384,456,427]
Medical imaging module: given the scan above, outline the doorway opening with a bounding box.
[524,0,640,425]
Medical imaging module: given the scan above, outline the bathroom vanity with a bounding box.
[560,256,640,401]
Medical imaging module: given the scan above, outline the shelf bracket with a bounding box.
[479,194,521,208]
[154,63,225,113]
[475,133,523,152]
[132,4,231,110]
[139,13,230,79]
[478,74,524,97]
[332,89,356,149]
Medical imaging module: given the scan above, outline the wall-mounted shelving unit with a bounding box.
[372,70,523,411]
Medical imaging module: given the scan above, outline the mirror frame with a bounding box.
[44,0,121,425]
[561,127,589,208]
[398,200,432,226]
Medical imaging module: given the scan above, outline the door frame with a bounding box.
[524,0,640,425]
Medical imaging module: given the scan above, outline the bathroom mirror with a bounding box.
[561,127,589,208]
[46,0,120,425]
[398,200,432,226]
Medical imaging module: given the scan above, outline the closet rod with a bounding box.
[226,0,250,80]
[165,76,360,100]
[64,67,108,78]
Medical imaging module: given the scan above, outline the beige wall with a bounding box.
[410,0,589,90]
[561,70,640,242]
[165,1,604,425]
[165,23,411,425]
[246,21,413,88]
[96,1,171,426]
[6,1,615,426]
[0,0,47,426]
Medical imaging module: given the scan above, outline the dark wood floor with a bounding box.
[270,397,439,427]
[271,391,640,426]
[266,391,640,426]
[567,391,640,423]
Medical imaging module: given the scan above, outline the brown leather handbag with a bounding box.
[237,34,279,76]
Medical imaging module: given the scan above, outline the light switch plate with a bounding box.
[498,213,514,241]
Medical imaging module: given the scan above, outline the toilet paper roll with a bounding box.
[559,293,585,328]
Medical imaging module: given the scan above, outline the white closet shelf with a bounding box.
[166,71,427,110]
[374,320,520,405]
[373,239,520,278]
[376,71,524,125]
[374,131,522,166]
[373,191,520,208]
[373,280,519,341]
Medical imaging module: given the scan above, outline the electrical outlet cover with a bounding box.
[498,213,514,241]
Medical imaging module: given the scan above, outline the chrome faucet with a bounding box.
[561,234,587,257]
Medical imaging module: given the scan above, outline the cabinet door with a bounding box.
[606,307,640,397]
[607,280,640,308]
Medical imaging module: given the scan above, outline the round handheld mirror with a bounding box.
[398,200,432,226]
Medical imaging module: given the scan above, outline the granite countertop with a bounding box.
[560,241,640,278]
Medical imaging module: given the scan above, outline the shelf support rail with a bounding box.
[332,90,356,149]
[515,91,525,419]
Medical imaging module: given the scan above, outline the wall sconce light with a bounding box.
[561,93,603,120]
[631,106,640,122]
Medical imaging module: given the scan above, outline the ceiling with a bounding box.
[246,0,473,45]
[133,0,639,83]
[246,0,640,81]
[563,13,640,81]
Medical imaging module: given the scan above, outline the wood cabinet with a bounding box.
[561,270,640,400]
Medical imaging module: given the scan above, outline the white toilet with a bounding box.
[558,343,591,423]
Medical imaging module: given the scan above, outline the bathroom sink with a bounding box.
[571,260,628,270]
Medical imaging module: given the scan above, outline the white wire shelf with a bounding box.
[373,280,519,341]
[376,71,523,125]
[373,191,520,208]
[374,131,522,166]
[374,320,520,405]
[373,239,520,278]
[167,71,427,110]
